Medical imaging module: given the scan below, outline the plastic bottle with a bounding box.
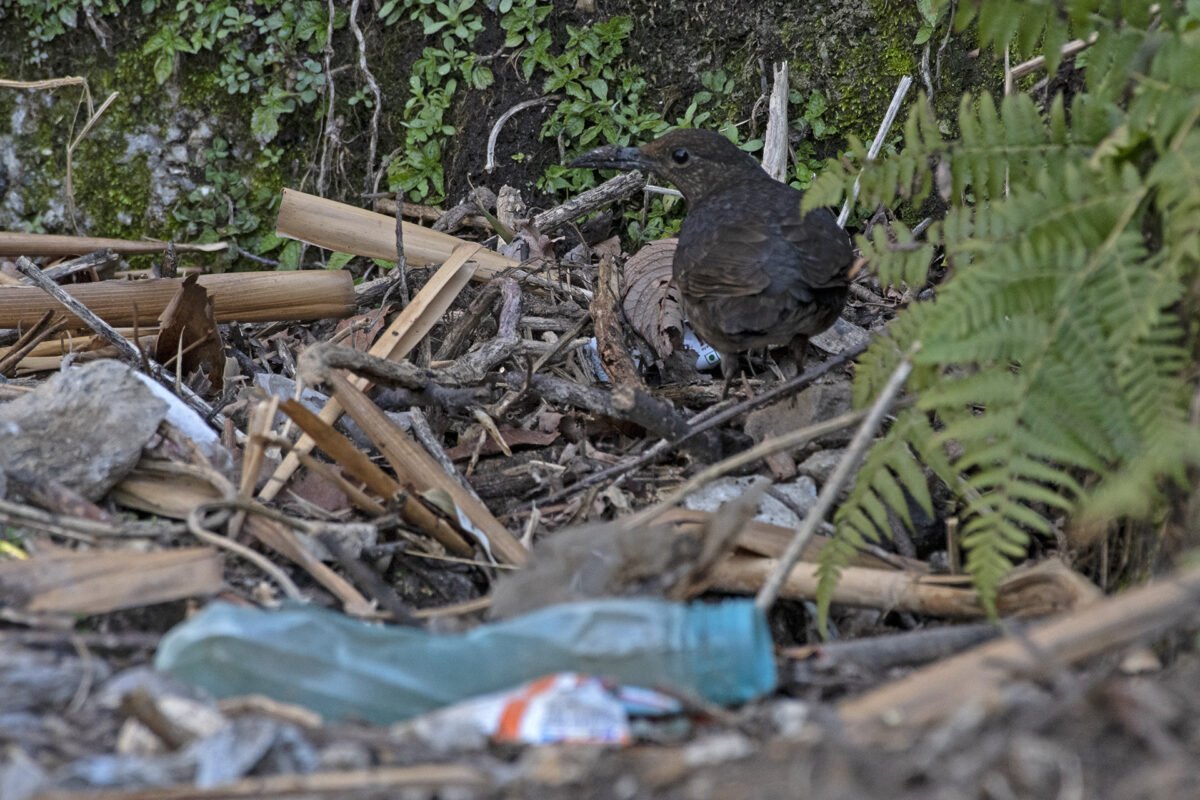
[156,598,776,725]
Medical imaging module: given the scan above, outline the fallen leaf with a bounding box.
[155,273,224,389]
[335,306,391,352]
[621,238,683,362]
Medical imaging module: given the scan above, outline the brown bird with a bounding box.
[570,128,854,381]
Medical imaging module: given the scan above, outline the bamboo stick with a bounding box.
[839,559,1200,742]
[0,231,226,256]
[710,555,1098,619]
[258,246,479,502]
[0,271,355,328]
[326,371,527,566]
[275,188,516,276]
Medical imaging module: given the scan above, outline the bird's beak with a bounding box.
[567,144,652,171]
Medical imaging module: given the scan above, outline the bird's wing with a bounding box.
[675,203,853,299]
[775,205,855,291]
[673,218,776,298]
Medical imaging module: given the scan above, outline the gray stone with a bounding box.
[810,316,871,355]
[683,474,817,528]
[797,448,846,485]
[745,375,854,449]
[0,361,168,500]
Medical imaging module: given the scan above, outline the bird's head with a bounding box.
[568,128,763,202]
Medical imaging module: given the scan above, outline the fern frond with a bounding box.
[856,221,935,290]
[1149,128,1200,278]
[849,307,927,406]
[814,4,1199,621]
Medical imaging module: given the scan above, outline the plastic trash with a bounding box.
[155,598,776,725]
[396,672,682,749]
[682,327,722,370]
[586,324,722,383]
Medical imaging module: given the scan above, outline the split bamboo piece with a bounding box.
[1,330,159,375]
[113,462,373,615]
[710,555,1099,619]
[0,271,355,329]
[0,547,222,615]
[0,331,154,359]
[276,188,516,277]
[277,398,476,558]
[839,559,1200,743]
[325,371,527,566]
[0,230,227,256]
[259,245,480,502]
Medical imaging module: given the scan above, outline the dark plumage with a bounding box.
[569,128,854,378]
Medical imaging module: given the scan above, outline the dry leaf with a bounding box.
[621,238,682,362]
[335,306,390,352]
[155,273,224,389]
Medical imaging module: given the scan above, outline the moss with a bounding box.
[0,0,994,252]
[71,148,155,237]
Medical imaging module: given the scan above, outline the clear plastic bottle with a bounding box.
[156,598,777,725]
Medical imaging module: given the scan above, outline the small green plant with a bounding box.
[142,22,195,84]
[5,0,840,257]
[136,1,342,144]
[382,0,489,202]
[12,0,344,145]
[7,0,348,253]
[787,90,841,189]
[171,137,278,246]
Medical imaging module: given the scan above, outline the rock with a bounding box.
[810,316,871,355]
[797,449,846,486]
[682,475,817,528]
[745,375,854,448]
[0,361,168,500]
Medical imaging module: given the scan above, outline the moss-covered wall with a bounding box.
[0,0,994,267]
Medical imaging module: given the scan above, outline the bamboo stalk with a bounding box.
[276,188,516,276]
[0,271,354,328]
[0,231,226,256]
[711,555,1098,619]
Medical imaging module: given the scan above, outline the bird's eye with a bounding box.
[672,148,689,165]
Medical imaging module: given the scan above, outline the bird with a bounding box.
[569,128,854,384]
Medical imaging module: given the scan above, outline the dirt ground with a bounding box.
[4,623,1197,799]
